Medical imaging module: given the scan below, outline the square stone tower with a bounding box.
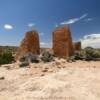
[52,26,74,58]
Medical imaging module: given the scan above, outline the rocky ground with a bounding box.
[0,59,100,100]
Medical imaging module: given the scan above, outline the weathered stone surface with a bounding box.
[74,42,81,51]
[16,30,40,60]
[52,26,74,57]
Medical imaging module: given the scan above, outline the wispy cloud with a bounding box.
[40,42,47,45]
[81,34,100,40]
[55,23,58,28]
[39,32,44,36]
[81,33,100,48]
[4,24,13,30]
[84,18,93,22]
[40,42,52,47]
[80,14,88,19]
[61,13,88,25]
[28,23,35,27]
[61,18,79,25]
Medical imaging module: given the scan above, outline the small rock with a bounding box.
[0,76,5,80]
[93,66,96,68]
[55,62,61,66]
[44,67,49,70]
[40,74,45,76]
[57,66,61,68]
[4,66,10,70]
[42,69,48,72]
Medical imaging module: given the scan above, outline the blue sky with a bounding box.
[0,0,100,48]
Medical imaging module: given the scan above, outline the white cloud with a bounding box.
[61,18,79,25]
[81,33,100,48]
[82,34,100,40]
[40,42,52,47]
[39,32,44,36]
[80,14,88,19]
[55,23,58,28]
[28,23,35,27]
[40,42,47,45]
[84,18,93,22]
[4,24,13,30]
[61,13,88,25]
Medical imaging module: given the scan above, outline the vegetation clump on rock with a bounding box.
[41,51,54,63]
[19,61,29,67]
[19,53,39,63]
[19,53,39,67]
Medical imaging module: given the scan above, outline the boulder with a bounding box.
[16,30,40,60]
[52,26,74,57]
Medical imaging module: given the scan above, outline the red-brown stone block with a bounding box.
[52,26,74,57]
[16,30,40,60]
[74,42,81,51]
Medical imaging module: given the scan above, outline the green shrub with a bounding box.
[76,47,100,61]
[19,55,26,62]
[92,50,100,58]
[66,47,100,62]
[19,61,29,67]
[19,53,39,63]
[0,51,14,65]
[66,56,76,62]
[82,47,100,61]
[74,54,85,60]
[31,55,39,63]
[84,47,94,54]
[41,51,53,63]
